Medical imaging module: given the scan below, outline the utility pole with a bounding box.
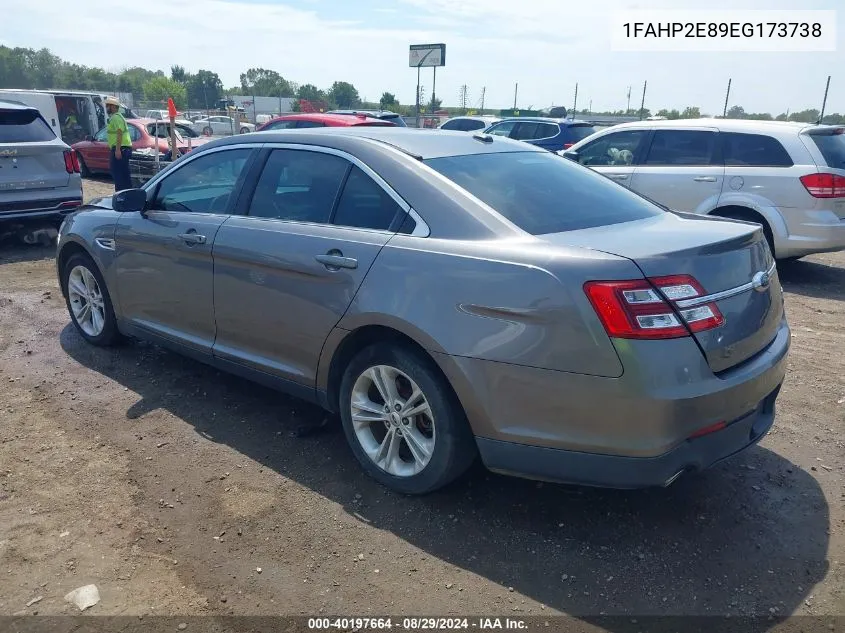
[589,99,592,116]
[459,84,468,113]
[480,86,486,113]
[626,85,631,114]
[818,75,831,124]
[723,78,732,117]
[639,80,647,120]
[513,82,518,110]
[431,67,437,113]
[573,83,578,114]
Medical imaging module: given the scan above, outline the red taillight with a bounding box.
[800,173,845,198]
[71,151,80,173]
[584,274,724,340]
[688,420,727,439]
[563,143,574,149]
[63,150,74,173]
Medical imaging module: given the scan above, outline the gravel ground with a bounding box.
[0,178,842,620]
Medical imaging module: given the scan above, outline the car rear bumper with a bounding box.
[435,318,790,488]
[0,197,83,222]
[776,209,845,258]
[476,384,779,488]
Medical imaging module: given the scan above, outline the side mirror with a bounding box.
[113,188,147,213]
[562,150,580,162]
[85,135,94,142]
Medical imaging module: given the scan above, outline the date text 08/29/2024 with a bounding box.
[307,617,528,630]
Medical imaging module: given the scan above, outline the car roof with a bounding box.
[269,113,390,126]
[496,116,593,125]
[608,117,821,133]
[208,127,545,159]
[330,109,400,116]
[0,99,37,112]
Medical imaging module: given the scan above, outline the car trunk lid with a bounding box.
[543,212,783,373]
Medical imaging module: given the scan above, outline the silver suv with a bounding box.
[1,100,83,226]
[563,119,845,259]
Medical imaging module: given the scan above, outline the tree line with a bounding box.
[1,45,840,121]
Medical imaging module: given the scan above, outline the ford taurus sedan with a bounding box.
[56,128,790,494]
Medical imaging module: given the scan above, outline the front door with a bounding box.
[212,147,405,388]
[113,147,254,355]
[573,128,652,188]
[629,128,724,213]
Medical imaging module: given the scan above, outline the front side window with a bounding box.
[426,151,663,235]
[263,120,297,131]
[332,166,402,231]
[577,130,650,166]
[645,130,716,166]
[485,121,516,137]
[94,127,108,142]
[152,149,252,214]
[247,149,348,223]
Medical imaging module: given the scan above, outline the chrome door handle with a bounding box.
[178,232,206,244]
[693,176,717,182]
[315,253,358,270]
[608,174,629,180]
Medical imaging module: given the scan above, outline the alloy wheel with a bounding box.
[67,265,106,337]
[350,364,436,477]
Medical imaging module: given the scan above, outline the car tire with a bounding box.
[78,155,91,178]
[239,127,250,134]
[203,126,213,136]
[339,342,477,495]
[62,251,122,347]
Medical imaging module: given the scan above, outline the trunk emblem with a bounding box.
[752,271,770,292]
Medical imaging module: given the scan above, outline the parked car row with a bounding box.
[57,126,793,495]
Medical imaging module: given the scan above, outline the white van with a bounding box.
[0,89,135,146]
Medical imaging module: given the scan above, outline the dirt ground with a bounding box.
[0,178,842,622]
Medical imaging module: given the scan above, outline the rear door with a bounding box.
[572,128,651,188]
[212,146,405,388]
[629,128,724,213]
[0,107,69,193]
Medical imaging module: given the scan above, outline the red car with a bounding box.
[256,112,395,132]
[71,118,211,176]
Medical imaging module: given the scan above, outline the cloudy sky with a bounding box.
[3,0,842,114]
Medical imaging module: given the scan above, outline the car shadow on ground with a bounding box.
[778,258,845,302]
[60,326,830,625]
[0,235,56,265]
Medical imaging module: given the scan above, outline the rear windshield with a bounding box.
[809,131,845,168]
[564,124,596,143]
[425,151,663,234]
[0,109,56,143]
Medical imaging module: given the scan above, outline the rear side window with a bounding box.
[332,166,402,230]
[513,122,558,141]
[248,149,348,223]
[564,124,596,143]
[486,121,516,137]
[426,151,663,234]
[721,133,793,167]
[645,130,716,166]
[296,120,326,128]
[808,131,845,169]
[0,109,56,142]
